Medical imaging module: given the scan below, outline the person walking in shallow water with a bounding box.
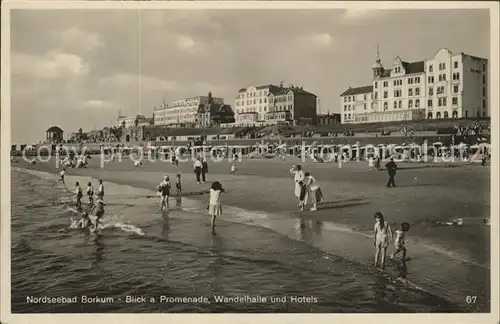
[208,181,225,232]
[373,212,393,269]
[385,158,397,188]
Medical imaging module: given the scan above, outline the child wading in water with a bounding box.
[208,181,225,231]
[391,222,411,261]
[89,198,105,232]
[157,175,171,211]
[86,181,94,205]
[175,174,182,197]
[76,212,92,229]
[373,212,393,269]
[75,182,83,210]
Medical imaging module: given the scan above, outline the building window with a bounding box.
[452,72,460,80]
[408,78,413,85]
[428,76,434,83]
[393,101,397,109]
[428,88,433,96]
[364,94,367,100]
[408,89,413,96]
[439,63,446,70]
[408,100,413,108]
[427,99,433,107]
[364,103,367,110]
[398,100,402,108]
[436,112,442,119]
[393,80,397,86]
[383,91,388,99]
[482,63,486,72]
[452,111,458,118]
[374,92,378,99]
[428,65,433,72]
[374,82,378,89]
[437,86,445,95]
[444,111,449,118]
[452,97,458,105]
[454,61,458,69]
[415,99,420,108]
[438,98,442,107]
[415,88,420,96]
[483,99,486,108]
[383,81,388,87]
[443,98,447,106]
[348,97,351,102]
[482,75,486,84]
[384,102,388,110]
[427,112,433,119]
[465,110,468,118]
[415,77,420,83]
[453,85,459,93]
[394,90,401,97]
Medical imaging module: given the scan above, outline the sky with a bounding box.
[9,8,490,143]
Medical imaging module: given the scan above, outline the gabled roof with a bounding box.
[197,103,235,115]
[340,85,373,96]
[268,86,316,96]
[238,88,247,93]
[402,61,425,74]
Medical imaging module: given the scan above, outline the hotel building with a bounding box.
[340,48,489,124]
[235,83,317,126]
[153,94,224,127]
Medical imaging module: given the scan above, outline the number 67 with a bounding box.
[466,296,477,304]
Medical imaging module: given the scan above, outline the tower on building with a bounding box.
[372,42,384,78]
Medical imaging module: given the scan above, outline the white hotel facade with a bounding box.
[340,48,489,124]
[153,95,224,126]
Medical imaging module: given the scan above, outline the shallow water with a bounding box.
[10,169,487,312]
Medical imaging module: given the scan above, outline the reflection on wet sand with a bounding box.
[297,217,323,243]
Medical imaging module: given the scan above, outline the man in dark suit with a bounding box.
[385,158,397,188]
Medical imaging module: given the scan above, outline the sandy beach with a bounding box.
[15,155,490,266]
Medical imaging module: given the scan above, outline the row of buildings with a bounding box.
[340,48,489,124]
[112,47,488,134]
[150,82,323,128]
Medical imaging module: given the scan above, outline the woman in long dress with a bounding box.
[289,165,305,209]
[304,172,323,211]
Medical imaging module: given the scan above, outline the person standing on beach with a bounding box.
[193,158,203,184]
[96,180,104,201]
[201,155,208,183]
[175,174,182,197]
[208,181,225,231]
[373,212,393,269]
[290,165,305,208]
[75,182,83,210]
[157,175,171,211]
[304,172,323,211]
[55,168,66,187]
[385,158,397,188]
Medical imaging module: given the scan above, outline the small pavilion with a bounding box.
[46,126,64,143]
